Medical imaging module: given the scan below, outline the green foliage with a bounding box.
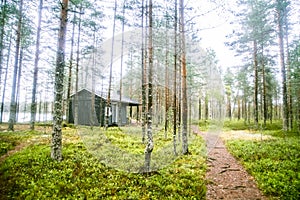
[198,120,210,131]
[0,128,207,199]
[223,119,299,137]
[226,138,300,199]
[0,140,15,156]
[0,131,35,156]
[223,119,256,131]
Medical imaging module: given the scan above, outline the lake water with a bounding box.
[1,112,53,123]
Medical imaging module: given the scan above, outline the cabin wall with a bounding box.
[71,90,99,126]
[70,89,139,126]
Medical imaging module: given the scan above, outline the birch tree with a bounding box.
[144,0,154,173]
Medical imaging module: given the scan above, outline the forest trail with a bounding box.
[0,125,51,163]
[0,142,29,163]
[192,125,268,200]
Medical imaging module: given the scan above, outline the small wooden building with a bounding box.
[69,89,140,126]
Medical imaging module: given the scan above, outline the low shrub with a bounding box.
[226,138,300,199]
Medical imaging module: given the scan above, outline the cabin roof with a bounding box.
[72,88,140,105]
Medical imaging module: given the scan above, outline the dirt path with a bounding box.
[0,134,51,164]
[0,142,30,163]
[192,125,268,200]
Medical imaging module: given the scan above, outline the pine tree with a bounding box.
[179,0,188,155]
[8,0,23,131]
[275,0,290,131]
[30,0,43,130]
[52,0,69,161]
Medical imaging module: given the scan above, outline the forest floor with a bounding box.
[192,125,269,200]
[1,124,276,199]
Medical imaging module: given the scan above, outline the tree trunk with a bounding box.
[285,24,292,130]
[0,32,11,123]
[227,92,231,119]
[269,95,273,124]
[51,0,69,161]
[253,40,259,127]
[144,0,154,172]
[198,97,201,120]
[118,0,126,127]
[30,0,43,130]
[15,42,24,123]
[90,31,96,127]
[205,94,208,120]
[74,5,82,126]
[66,11,76,124]
[262,49,267,127]
[8,0,23,131]
[145,0,154,172]
[0,0,7,90]
[237,97,241,120]
[172,0,178,156]
[164,12,170,138]
[276,0,288,132]
[164,24,169,139]
[141,0,147,143]
[247,101,251,124]
[179,0,188,155]
[297,88,300,133]
[106,0,117,129]
[243,98,247,123]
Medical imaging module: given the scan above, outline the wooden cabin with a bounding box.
[69,89,140,126]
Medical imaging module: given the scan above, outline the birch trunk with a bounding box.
[145,0,154,172]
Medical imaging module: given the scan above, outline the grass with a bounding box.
[223,119,300,199]
[223,119,299,136]
[0,125,207,199]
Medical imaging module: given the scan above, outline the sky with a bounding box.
[192,0,238,68]
[99,0,239,72]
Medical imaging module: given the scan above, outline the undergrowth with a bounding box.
[0,126,207,199]
[0,130,42,157]
[223,119,299,137]
[226,131,300,199]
